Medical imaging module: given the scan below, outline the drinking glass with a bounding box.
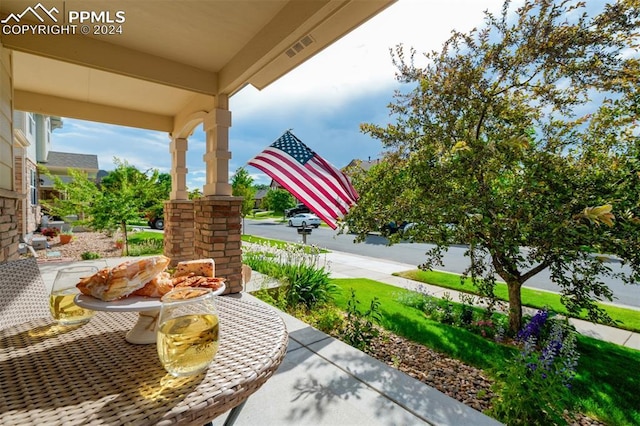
[49,265,98,325]
[157,287,219,377]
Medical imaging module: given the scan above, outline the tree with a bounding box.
[39,166,100,226]
[92,159,147,254]
[348,0,640,334]
[189,188,202,199]
[100,161,170,227]
[264,189,295,218]
[231,167,256,233]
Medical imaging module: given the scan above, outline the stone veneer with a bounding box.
[163,196,243,294]
[0,195,20,262]
[194,196,243,294]
[163,200,195,264]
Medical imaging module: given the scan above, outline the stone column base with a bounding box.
[164,200,195,264]
[194,196,243,294]
[0,195,21,262]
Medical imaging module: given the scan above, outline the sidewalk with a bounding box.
[322,250,640,351]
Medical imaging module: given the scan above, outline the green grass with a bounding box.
[124,231,164,255]
[127,231,163,243]
[396,269,640,333]
[241,234,329,253]
[330,277,514,370]
[250,210,287,221]
[329,277,640,425]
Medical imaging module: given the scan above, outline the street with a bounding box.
[243,218,640,309]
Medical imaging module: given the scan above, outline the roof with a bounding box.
[1,1,396,133]
[39,174,73,188]
[345,158,381,172]
[42,151,99,171]
[255,188,269,199]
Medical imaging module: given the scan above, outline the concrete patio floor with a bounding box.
[211,292,500,426]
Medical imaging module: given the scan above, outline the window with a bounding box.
[30,169,37,206]
[28,113,35,136]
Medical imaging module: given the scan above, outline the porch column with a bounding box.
[202,95,231,196]
[169,137,189,200]
[164,137,194,263]
[194,95,243,293]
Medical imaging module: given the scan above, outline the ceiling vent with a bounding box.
[285,35,315,58]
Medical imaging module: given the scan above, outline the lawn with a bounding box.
[396,269,640,333]
[123,231,163,256]
[241,235,329,253]
[330,278,640,426]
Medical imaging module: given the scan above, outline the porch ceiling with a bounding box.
[1,0,395,132]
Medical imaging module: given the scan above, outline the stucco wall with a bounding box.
[0,43,20,262]
[0,43,13,192]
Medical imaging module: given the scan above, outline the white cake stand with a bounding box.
[75,283,225,345]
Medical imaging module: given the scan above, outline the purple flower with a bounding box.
[518,309,548,342]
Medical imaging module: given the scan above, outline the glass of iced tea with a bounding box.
[157,287,219,377]
[49,265,97,325]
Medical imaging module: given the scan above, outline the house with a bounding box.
[12,111,62,238]
[345,157,381,172]
[38,151,99,203]
[253,188,269,209]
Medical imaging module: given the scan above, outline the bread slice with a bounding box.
[132,271,174,298]
[77,255,170,301]
[174,258,215,278]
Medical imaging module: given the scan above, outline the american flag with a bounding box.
[248,131,359,229]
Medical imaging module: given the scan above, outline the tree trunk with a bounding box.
[122,221,129,256]
[506,280,523,335]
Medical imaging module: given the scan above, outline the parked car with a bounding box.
[381,220,410,234]
[288,213,321,228]
[285,203,311,217]
[148,216,165,230]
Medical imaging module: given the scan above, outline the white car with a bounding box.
[288,213,321,228]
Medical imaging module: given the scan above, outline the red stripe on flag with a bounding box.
[249,160,340,229]
[247,132,359,230]
[248,154,345,228]
[250,148,352,216]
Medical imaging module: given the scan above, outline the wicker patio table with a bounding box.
[0,296,288,425]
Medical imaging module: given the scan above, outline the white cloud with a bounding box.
[231,0,503,117]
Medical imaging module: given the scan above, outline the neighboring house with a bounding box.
[344,157,380,172]
[253,188,268,209]
[38,151,99,203]
[12,111,62,238]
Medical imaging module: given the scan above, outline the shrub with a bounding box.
[394,284,433,311]
[339,289,381,352]
[289,304,345,334]
[437,293,455,324]
[243,241,336,309]
[458,293,476,326]
[489,309,580,425]
[81,251,101,260]
[127,238,163,256]
[313,306,345,333]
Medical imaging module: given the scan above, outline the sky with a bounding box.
[50,0,504,189]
